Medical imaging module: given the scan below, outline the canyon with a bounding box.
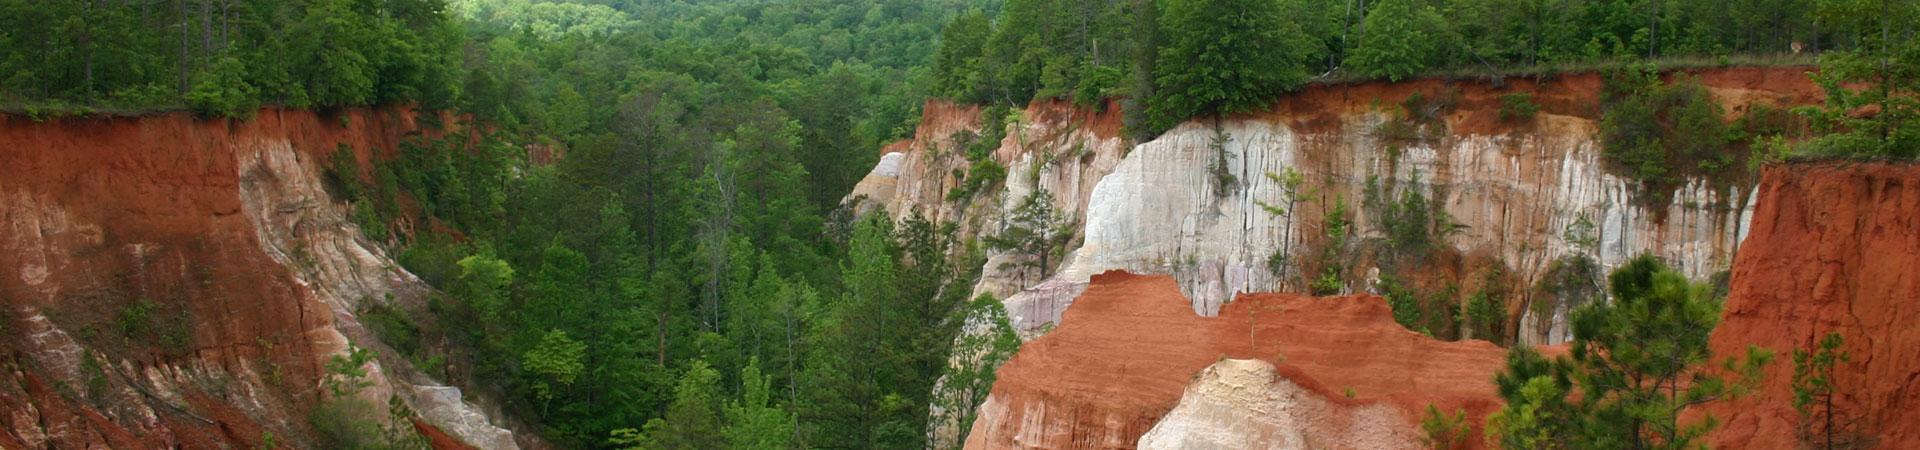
[946,164,1920,449]
[0,109,521,449]
[843,67,1920,448]
[0,65,1911,450]
[853,67,1823,346]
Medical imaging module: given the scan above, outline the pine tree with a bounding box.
[1148,0,1319,132]
[985,189,1072,287]
[1487,255,1772,449]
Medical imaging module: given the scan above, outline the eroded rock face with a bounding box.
[1008,70,1819,341]
[1701,163,1920,449]
[1137,359,1415,450]
[0,108,517,449]
[858,69,1824,447]
[965,271,1515,450]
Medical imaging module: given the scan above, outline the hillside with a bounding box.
[0,109,519,448]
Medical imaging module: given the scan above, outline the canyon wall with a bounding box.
[851,67,1822,346]
[856,67,1826,447]
[0,109,519,449]
[1702,162,1920,449]
[963,271,1514,449]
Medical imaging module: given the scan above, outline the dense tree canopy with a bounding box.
[923,0,1879,137]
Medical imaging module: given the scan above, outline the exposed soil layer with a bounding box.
[0,107,486,448]
[1702,162,1920,449]
[966,271,1517,449]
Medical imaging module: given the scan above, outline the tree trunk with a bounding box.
[82,2,95,98]
[201,0,213,58]
[1648,0,1660,59]
[177,0,189,93]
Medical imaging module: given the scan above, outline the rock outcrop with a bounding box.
[849,68,1823,345]
[1137,359,1416,450]
[0,108,519,448]
[1010,69,1822,342]
[1702,162,1920,449]
[848,67,1831,447]
[964,271,1515,449]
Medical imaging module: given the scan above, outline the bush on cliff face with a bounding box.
[1599,69,1731,202]
[1487,255,1773,449]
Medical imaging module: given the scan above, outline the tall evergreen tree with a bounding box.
[1148,0,1319,133]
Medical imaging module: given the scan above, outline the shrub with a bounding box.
[1499,92,1540,122]
[947,106,1012,203]
[1419,405,1470,450]
[1207,125,1237,197]
[185,56,260,119]
[1599,69,1733,206]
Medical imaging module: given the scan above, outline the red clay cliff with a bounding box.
[965,271,1518,449]
[1703,162,1920,449]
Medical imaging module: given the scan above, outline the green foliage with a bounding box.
[115,300,155,339]
[0,0,458,113]
[360,302,422,362]
[1379,276,1430,335]
[949,107,1013,203]
[523,329,587,408]
[1206,125,1238,197]
[1487,346,1579,450]
[1792,332,1871,449]
[934,295,1022,445]
[322,344,377,400]
[310,354,431,450]
[1310,196,1354,296]
[1487,255,1774,449]
[1147,0,1318,133]
[1600,70,1737,205]
[985,189,1073,284]
[931,10,994,103]
[622,360,727,450]
[1499,92,1541,122]
[1258,168,1307,282]
[1346,0,1445,81]
[1788,0,1920,159]
[1462,267,1511,345]
[185,56,259,119]
[726,359,796,450]
[1419,405,1470,450]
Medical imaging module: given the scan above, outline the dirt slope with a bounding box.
[1703,162,1920,449]
[0,108,514,448]
[965,271,1515,449]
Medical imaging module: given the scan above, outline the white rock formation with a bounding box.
[1000,115,1750,343]
[1136,359,1417,450]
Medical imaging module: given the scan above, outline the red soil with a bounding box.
[415,417,481,450]
[1023,99,1128,142]
[1255,65,1822,137]
[969,271,1519,449]
[1701,162,1920,449]
[0,107,457,447]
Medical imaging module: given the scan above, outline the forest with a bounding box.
[1,0,1915,449]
